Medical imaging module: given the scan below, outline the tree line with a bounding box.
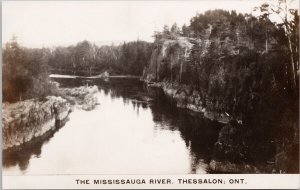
[3,38,153,102]
[49,40,153,76]
[3,0,298,107]
[144,1,299,168]
[149,3,299,100]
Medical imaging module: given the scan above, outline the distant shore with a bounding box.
[49,74,141,79]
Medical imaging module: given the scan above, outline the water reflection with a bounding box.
[3,78,222,175]
[3,117,70,173]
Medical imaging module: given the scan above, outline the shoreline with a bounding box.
[2,85,100,152]
[49,74,141,79]
[3,78,295,174]
[143,80,277,174]
[2,96,71,151]
[144,80,238,124]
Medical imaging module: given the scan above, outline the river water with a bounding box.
[3,78,222,175]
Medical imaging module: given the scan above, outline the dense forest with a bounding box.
[146,8,299,116]
[48,40,153,76]
[3,2,298,104]
[143,2,299,172]
[3,38,153,102]
[2,0,299,173]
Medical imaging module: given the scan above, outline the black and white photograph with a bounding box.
[1,0,299,189]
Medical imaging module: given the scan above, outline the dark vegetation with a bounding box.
[2,0,299,172]
[144,2,299,172]
[3,38,153,102]
[148,8,299,119]
[3,38,58,102]
[48,40,153,76]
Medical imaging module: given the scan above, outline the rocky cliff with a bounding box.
[2,96,70,150]
[2,85,100,151]
[143,35,298,173]
[144,37,237,123]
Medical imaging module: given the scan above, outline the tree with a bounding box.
[153,31,163,42]
[3,36,25,101]
[3,36,54,102]
[255,0,299,91]
[74,41,95,76]
[170,23,181,39]
[162,25,171,39]
[254,3,273,53]
[182,24,191,37]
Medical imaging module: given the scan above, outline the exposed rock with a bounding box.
[146,81,232,124]
[2,85,100,151]
[2,96,71,150]
[81,93,99,111]
[59,85,99,111]
[209,160,260,173]
[143,17,298,174]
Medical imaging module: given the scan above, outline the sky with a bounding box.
[2,0,299,48]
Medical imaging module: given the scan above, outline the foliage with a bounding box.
[145,7,299,169]
[49,40,153,76]
[2,37,153,102]
[3,36,54,102]
[147,8,299,132]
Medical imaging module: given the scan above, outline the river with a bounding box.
[3,78,223,175]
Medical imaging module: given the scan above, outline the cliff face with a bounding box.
[2,96,71,150]
[144,10,283,124]
[2,85,100,151]
[144,36,242,123]
[144,33,298,173]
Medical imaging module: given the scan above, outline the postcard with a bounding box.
[1,0,299,189]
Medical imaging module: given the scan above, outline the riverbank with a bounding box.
[2,96,70,151]
[144,80,279,173]
[145,81,234,124]
[2,85,100,151]
[50,73,141,79]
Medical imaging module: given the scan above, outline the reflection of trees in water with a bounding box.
[3,117,70,171]
[179,114,222,172]
[148,87,223,172]
[132,101,148,116]
[98,79,150,111]
[99,79,223,171]
[102,88,110,96]
[51,78,222,172]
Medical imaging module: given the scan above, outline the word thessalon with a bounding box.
[177,178,245,184]
[177,178,225,184]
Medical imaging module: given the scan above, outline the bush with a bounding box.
[2,38,56,102]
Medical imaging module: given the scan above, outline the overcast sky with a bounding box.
[2,0,299,48]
